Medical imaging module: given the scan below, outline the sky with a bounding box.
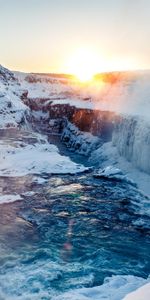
[0,0,150,73]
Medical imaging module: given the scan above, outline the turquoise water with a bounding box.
[0,172,149,299]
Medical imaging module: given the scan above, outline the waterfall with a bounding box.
[112,116,150,174]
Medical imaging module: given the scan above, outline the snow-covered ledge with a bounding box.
[123,282,150,300]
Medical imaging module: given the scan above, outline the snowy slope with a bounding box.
[16,71,79,100]
[0,65,29,128]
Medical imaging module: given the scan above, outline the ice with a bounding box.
[94,166,136,185]
[90,140,150,197]
[14,69,150,195]
[0,140,88,177]
[112,117,150,175]
[0,66,150,300]
[123,282,150,300]
[52,275,150,300]
[0,65,29,128]
[33,176,48,184]
[0,194,22,204]
[61,121,100,155]
[51,98,93,109]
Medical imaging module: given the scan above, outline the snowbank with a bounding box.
[0,194,22,204]
[0,140,88,177]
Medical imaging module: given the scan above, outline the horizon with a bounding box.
[6,65,150,76]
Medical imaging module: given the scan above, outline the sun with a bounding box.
[63,48,137,82]
[65,48,101,82]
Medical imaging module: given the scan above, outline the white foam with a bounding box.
[52,275,150,300]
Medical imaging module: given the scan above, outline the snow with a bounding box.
[0,93,27,128]
[13,68,150,196]
[123,282,150,300]
[51,98,93,109]
[15,71,150,119]
[0,66,29,128]
[31,110,49,120]
[0,66,149,300]
[15,72,76,99]
[94,166,136,186]
[33,176,48,184]
[15,69,150,196]
[0,194,22,204]
[0,138,88,177]
[61,121,100,155]
[52,275,150,300]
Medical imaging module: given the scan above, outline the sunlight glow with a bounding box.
[65,48,101,82]
[64,48,136,83]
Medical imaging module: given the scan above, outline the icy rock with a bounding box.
[61,121,100,155]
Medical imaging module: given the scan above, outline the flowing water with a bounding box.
[0,129,149,300]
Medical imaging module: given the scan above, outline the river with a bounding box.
[0,127,149,300]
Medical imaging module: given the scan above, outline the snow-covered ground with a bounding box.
[0,137,88,178]
[15,71,79,100]
[0,65,29,128]
[16,70,150,119]
[0,194,23,204]
[50,71,150,119]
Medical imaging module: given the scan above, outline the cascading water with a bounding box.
[112,116,150,174]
